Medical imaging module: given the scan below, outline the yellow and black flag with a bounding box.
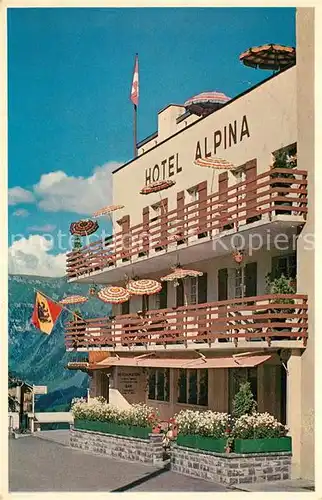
[31,292,63,335]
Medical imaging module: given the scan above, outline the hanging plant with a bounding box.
[88,284,98,297]
[232,249,244,264]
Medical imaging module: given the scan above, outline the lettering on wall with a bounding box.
[145,153,181,185]
[195,115,250,160]
[118,369,143,396]
[143,115,250,185]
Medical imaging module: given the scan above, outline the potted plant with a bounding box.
[175,409,229,453]
[231,381,257,419]
[266,274,296,340]
[232,412,291,454]
[270,150,296,215]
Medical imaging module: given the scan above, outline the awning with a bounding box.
[95,354,272,370]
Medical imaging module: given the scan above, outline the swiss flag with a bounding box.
[130,54,139,106]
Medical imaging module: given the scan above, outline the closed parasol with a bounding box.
[60,295,88,305]
[239,44,296,71]
[98,286,130,304]
[70,219,99,237]
[194,156,235,193]
[184,91,230,116]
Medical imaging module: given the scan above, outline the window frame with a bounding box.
[177,368,208,406]
[148,368,170,402]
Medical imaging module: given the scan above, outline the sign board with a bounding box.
[33,385,47,395]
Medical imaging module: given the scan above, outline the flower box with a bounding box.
[233,436,292,454]
[74,420,152,439]
[177,434,227,453]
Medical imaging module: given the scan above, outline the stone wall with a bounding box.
[171,445,291,486]
[70,428,164,466]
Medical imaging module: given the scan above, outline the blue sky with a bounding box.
[8,7,296,275]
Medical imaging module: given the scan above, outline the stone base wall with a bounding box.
[171,445,292,486]
[70,428,164,466]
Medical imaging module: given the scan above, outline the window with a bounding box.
[187,187,198,203]
[234,267,245,299]
[177,369,208,406]
[148,368,170,402]
[271,253,296,280]
[189,277,197,305]
[151,203,161,222]
[228,367,257,413]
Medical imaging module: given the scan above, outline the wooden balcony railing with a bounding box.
[65,294,308,350]
[66,168,308,279]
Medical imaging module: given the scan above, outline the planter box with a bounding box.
[234,436,292,454]
[74,419,152,439]
[177,434,227,453]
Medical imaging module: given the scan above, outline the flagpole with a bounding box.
[34,289,84,321]
[134,103,138,158]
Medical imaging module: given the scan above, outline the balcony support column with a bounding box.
[286,349,302,479]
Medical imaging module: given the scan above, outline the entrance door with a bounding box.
[100,371,110,402]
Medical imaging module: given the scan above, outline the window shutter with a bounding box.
[245,262,257,297]
[198,273,207,304]
[176,281,184,307]
[159,282,168,309]
[218,268,228,301]
[121,301,129,315]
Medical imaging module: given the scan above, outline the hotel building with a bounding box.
[65,8,314,481]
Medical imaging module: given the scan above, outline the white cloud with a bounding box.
[28,224,57,232]
[13,209,30,217]
[34,161,121,214]
[8,235,66,278]
[9,187,35,206]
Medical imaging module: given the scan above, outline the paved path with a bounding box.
[9,433,228,492]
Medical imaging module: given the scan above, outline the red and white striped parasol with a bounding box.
[184,91,230,116]
[194,157,235,170]
[161,267,203,282]
[70,219,99,237]
[60,295,88,305]
[126,279,162,296]
[97,286,130,304]
[194,156,235,193]
[140,179,176,195]
[239,44,295,71]
[92,204,125,219]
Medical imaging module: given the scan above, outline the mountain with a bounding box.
[8,274,111,411]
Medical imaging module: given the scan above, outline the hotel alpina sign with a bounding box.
[144,115,250,184]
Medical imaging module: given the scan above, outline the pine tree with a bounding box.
[72,235,82,250]
[232,381,257,418]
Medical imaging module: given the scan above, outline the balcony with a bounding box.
[65,294,308,352]
[66,168,307,282]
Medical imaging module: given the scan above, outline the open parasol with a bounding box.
[127,279,162,313]
[239,44,296,72]
[194,156,235,193]
[98,286,130,304]
[140,179,175,195]
[70,219,99,237]
[140,179,176,220]
[184,91,230,116]
[92,204,125,218]
[60,295,88,305]
[161,266,203,283]
[127,279,162,296]
[161,266,203,305]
